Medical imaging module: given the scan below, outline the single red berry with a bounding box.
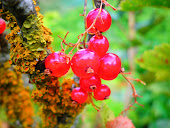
[71,87,88,104]
[71,49,100,78]
[45,52,70,77]
[86,8,112,33]
[80,74,101,92]
[88,35,109,57]
[0,18,6,34]
[94,84,111,100]
[98,53,121,80]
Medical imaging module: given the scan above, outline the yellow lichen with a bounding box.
[0,2,86,127]
[0,7,53,74]
[0,61,34,128]
[31,77,85,128]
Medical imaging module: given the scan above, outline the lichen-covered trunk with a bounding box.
[0,0,85,127]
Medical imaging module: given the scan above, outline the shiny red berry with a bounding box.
[71,49,100,78]
[98,53,121,80]
[88,35,109,57]
[71,87,88,104]
[80,74,101,92]
[0,18,6,34]
[45,52,70,77]
[86,8,112,33]
[94,84,111,100]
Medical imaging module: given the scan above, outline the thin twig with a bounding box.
[58,32,76,52]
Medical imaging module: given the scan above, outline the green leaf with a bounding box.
[137,43,170,81]
[119,0,170,11]
[100,103,115,124]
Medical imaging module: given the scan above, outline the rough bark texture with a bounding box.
[1,0,36,28]
[0,33,10,63]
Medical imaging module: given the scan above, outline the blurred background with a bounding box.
[0,0,170,128]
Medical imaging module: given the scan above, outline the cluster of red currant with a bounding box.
[0,18,6,34]
[45,8,121,109]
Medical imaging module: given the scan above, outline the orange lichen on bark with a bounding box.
[30,73,86,127]
[0,61,34,128]
[0,6,53,74]
[0,3,86,127]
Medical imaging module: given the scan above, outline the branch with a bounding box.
[1,0,36,28]
[0,33,10,63]
[0,31,34,128]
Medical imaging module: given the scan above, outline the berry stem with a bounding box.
[68,35,83,55]
[58,32,70,52]
[101,0,117,10]
[120,72,144,115]
[88,93,100,111]
[83,0,88,48]
[68,0,103,56]
[125,77,146,85]
[121,72,132,75]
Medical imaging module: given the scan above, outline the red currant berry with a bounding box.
[80,74,101,92]
[71,87,88,104]
[86,8,112,33]
[88,35,109,57]
[0,18,6,34]
[45,52,70,77]
[98,53,121,80]
[94,84,111,100]
[71,49,100,78]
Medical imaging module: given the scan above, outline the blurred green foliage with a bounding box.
[120,0,170,11]
[129,81,170,128]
